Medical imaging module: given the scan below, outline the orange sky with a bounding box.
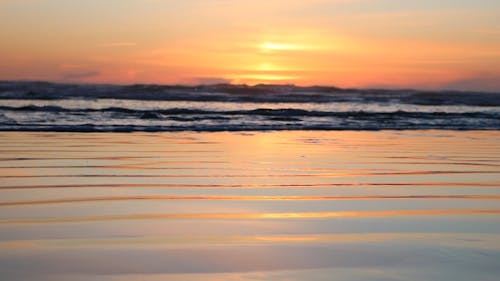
[1,0,499,91]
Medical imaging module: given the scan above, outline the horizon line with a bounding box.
[1,79,499,94]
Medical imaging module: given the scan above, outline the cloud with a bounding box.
[61,70,101,80]
[189,77,232,85]
[97,42,137,48]
[444,74,500,92]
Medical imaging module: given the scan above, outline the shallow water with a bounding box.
[0,130,499,280]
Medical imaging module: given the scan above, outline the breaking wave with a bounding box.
[0,81,499,131]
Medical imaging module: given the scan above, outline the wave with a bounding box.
[1,104,498,117]
[2,81,500,106]
[0,106,499,131]
[1,123,499,132]
[1,81,499,131]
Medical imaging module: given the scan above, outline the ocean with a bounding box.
[1,81,499,131]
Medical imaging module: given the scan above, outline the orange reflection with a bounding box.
[2,209,499,225]
[2,195,499,207]
[3,233,499,249]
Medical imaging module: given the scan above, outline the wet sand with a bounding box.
[0,130,499,280]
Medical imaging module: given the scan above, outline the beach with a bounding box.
[0,130,499,280]
[2,0,500,279]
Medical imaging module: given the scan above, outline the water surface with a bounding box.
[0,130,499,280]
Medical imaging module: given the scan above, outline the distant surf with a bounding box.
[1,81,499,131]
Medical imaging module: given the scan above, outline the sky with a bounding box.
[0,0,499,91]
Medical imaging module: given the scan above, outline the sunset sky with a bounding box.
[1,0,499,91]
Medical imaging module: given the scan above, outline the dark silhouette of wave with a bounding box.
[1,81,499,131]
[1,81,499,106]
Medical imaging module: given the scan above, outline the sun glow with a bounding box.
[1,0,498,90]
[260,42,303,52]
